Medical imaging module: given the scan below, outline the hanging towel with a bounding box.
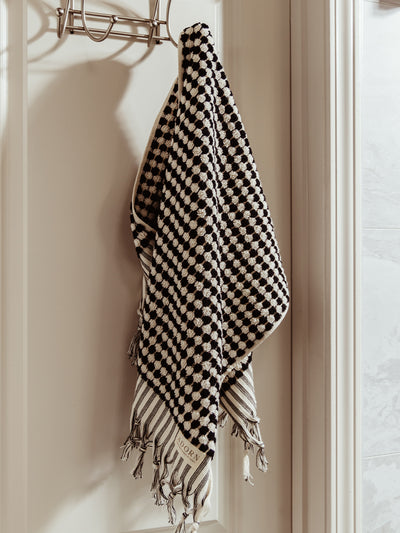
[121,21,290,531]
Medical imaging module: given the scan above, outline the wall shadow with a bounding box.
[26,58,142,532]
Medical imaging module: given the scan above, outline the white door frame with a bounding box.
[291,0,362,532]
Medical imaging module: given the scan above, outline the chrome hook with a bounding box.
[147,0,161,46]
[55,0,177,46]
[56,0,71,38]
[80,0,117,42]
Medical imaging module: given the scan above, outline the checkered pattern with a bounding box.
[130,22,289,458]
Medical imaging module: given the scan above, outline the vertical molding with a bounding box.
[354,4,362,532]
[291,0,362,532]
[0,1,29,533]
[333,0,362,532]
[291,0,332,532]
[0,2,6,530]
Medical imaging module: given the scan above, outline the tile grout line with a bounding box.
[362,227,400,231]
[362,451,400,460]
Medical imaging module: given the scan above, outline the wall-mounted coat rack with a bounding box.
[56,0,177,46]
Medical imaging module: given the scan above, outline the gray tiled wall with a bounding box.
[362,2,400,531]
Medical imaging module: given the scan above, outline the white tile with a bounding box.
[362,230,400,457]
[362,2,400,90]
[363,454,400,533]
[362,94,400,229]
[362,2,400,229]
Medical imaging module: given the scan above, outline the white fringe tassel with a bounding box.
[243,451,255,486]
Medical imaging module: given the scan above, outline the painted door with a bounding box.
[0,1,291,532]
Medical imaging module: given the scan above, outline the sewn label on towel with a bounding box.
[174,431,205,469]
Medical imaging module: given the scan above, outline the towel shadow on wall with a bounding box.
[26,58,143,531]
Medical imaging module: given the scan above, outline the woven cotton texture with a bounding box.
[121,22,289,531]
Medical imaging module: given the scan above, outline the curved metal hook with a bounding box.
[81,0,116,42]
[56,0,178,46]
[165,0,178,48]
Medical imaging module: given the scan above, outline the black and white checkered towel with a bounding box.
[121,22,289,532]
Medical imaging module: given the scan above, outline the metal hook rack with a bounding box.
[56,0,177,47]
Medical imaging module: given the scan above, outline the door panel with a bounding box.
[0,1,291,532]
